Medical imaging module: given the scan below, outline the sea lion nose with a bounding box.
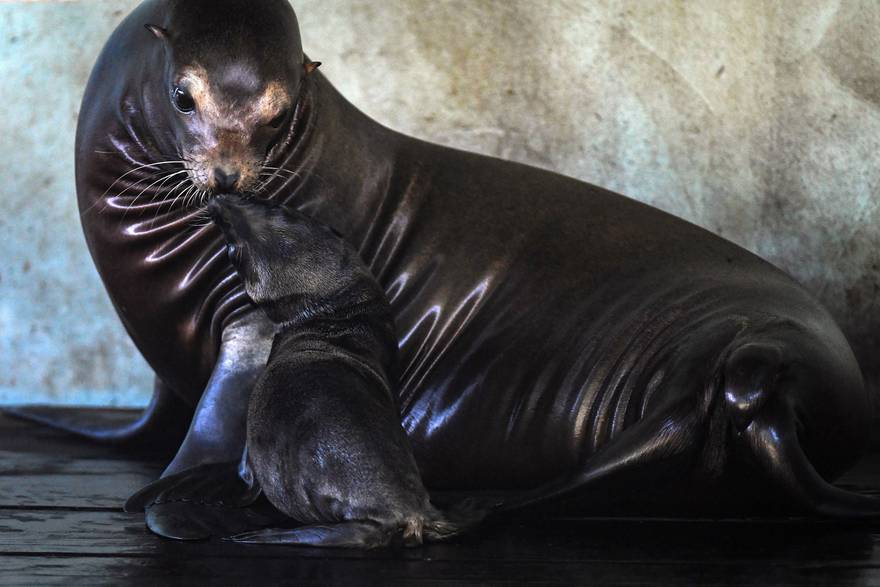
[214,167,241,191]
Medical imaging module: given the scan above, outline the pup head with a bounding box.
[207,195,374,322]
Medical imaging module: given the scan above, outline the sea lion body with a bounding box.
[28,0,876,540]
[357,143,867,491]
[205,196,477,547]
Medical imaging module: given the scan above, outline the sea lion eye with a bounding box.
[268,109,289,129]
[172,86,196,114]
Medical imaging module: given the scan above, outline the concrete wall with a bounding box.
[1,0,878,406]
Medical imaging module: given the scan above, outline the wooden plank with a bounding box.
[0,555,869,587]
[4,413,880,585]
[0,472,154,510]
[0,450,161,509]
[0,414,163,509]
[0,509,878,565]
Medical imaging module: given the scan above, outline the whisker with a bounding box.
[255,166,303,196]
[183,184,201,210]
[82,160,188,219]
[189,204,215,228]
[100,160,187,200]
[180,185,195,209]
[100,169,178,218]
[169,179,196,208]
[167,183,188,214]
[120,170,190,222]
[114,170,167,198]
[85,170,165,217]
[132,170,189,205]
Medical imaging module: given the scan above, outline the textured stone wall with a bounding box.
[1,0,878,406]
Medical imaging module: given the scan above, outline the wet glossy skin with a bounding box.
[76,0,304,397]
[76,0,871,520]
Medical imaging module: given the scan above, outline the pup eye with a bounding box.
[226,243,239,263]
[268,109,288,129]
[172,86,196,114]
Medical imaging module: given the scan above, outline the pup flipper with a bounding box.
[125,461,283,541]
[227,521,395,549]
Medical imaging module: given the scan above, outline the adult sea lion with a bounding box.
[14,0,879,539]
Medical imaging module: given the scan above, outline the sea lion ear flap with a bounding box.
[145,24,170,42]
[304,60,322,75]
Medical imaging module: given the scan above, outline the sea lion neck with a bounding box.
[269,71,407,255]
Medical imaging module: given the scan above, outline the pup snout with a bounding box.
[207,194,235,224]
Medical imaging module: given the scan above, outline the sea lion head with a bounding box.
[144,0,319,195]
[207,195,374,323]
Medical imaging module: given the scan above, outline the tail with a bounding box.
[722,340,880,518]
[2,380,192,452]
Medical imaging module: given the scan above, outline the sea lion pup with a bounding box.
[206,195,481,548]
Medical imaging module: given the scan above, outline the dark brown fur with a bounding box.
[208,196,481,547]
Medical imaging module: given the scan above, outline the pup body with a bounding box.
[209,195,472,547]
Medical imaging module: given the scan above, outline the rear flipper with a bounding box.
[498,399,705,512]
[743,403,880,518]
[124,461,285,541]
[495,340,877,518]
[722,340,880,518]
[2,378,191,452]
[226,506,487,549]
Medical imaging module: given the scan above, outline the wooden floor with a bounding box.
[3,413,880,586]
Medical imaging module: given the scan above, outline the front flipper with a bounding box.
[133,312,275,540]
[227,521,395,549]
[2,378,191,453]
[161,313,275,476]
[124,462,284,541]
